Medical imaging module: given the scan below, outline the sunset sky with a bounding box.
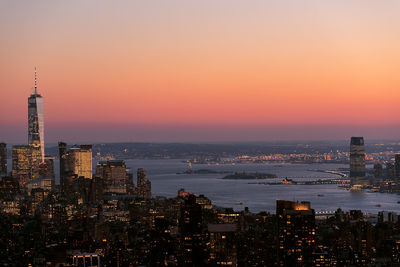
[1,0,400,143]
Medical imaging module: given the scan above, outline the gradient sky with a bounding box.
[1,0,400,143]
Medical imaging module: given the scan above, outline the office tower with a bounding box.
[395,154,400,180]
[68,145,93,179]
[179,194,207,266]
[28,68,45,162]
[59,143,93,193]
[95,160,128,194]
[276,200,316,266]
[0,143,7,176]
[373,163,383,179]
[350,137,366,179]
[58,142,68,190]
[0,176,20,201]
[12,145,31,187]
[39,158,55,189]
[136,168,151,199]
[208,224,238,266]
[386,162,395,179]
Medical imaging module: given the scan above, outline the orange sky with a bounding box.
[1,1,400,142]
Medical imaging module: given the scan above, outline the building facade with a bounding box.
[277,200,316,266]
[350,137,366,180]
[28,71,45,162]
[95,160,128,194]
[0,143,7,176]
[12,145,32,187]
[136,168,151,199]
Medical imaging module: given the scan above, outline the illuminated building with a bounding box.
[12,145,32,187]
[208,224,238,266]
[179,194,207,266]
[28,68,45,162]
[0,143,7,176]
[59,143,93,181]
[276,200,315,266]
[136,168,151,199]
[70,252,101,267]
[95,160,128,194]
[69,145,93,179]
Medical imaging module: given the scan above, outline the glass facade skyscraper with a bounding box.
[28,70,44,162]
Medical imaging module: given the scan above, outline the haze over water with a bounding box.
[123,159,400,214]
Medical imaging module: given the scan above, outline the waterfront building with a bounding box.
[95,160,128,194]
[350,137,366,179]
[0,143,7,176]
[276,200,316,266]
[28,68,45,162]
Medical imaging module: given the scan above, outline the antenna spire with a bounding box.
[34,67,37,94]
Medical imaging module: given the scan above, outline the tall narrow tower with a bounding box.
[350,137,366,179]
[28,68,45,162]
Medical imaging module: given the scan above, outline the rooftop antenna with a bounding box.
[34,67,37,94]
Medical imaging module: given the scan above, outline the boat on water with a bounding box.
[282,177,293,185]
[235,201,243,205]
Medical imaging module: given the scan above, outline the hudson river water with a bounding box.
[123,159,400,214]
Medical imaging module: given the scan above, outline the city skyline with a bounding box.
[1,1,400,143]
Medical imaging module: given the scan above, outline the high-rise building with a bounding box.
[95,160,128,194]
[373,163,383,180]
[136,168,151,199]
[0,143,7,176]
[59,143,93,192]
[395,154,400,180]
[208,224,238,266]
[179,194,207,266]
[58,142,68,190]
[12,145,31,187]
[68,145,93,179]
[350,137,366,179]
[28,68,44,162]
[277,200,316,266]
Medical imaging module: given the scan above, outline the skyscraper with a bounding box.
[276,200,315,266]
[68,145,93,179]
[350,137,366,179]
[28,68,45,162]
[0,143,7,176]
[58,143,93,191]
[58,142,68,190]
[179,194,207,266]
[136,168,151,199]
[12,145,31,187]
[95,160,128,194]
